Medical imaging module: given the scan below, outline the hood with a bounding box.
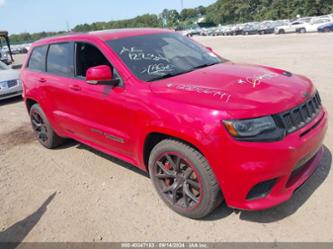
[0,69,20,82]
[149,62,314,119]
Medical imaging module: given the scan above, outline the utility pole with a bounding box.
[181,0,184,11]
[66,21,70,32]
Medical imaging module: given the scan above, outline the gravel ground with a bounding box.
[0,33,332,242]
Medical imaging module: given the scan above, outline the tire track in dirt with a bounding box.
[0,124,35,154]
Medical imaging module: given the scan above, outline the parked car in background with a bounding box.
[297,16,313,23]
[213,25,230,36]
[296,16,332,33]
[258,20,289,35]
[275,21,306,34]
[222,25,233,36]
[318,22,333,32]
[199,28,208,36]
[0,61,22,100]
[21,28,327,218]
[230,23,245,35]
[242,22,260,35]
[179,14,332,37]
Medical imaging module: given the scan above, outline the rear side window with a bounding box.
[47,43,74,77]
[28,45,48,72]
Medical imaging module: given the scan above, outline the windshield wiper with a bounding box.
[188,61,220,71]
[147,62,220,82]
[146,71,186,82]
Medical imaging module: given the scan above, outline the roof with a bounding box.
[33,28,172,46]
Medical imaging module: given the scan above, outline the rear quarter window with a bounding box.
[28,45,48,72]
[46,43,74,77]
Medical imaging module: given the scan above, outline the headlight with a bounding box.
[223,116,285,142]
[0,81,7,89]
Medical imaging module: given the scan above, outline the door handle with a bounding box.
[38,78,46,83]
[69,84,81,91]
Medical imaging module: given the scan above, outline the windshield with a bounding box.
[107,32,222,82]
[0,61,9,70]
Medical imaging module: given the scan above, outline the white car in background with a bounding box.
[297,16,333,33]
[0,61,22,100]
[297,16,313,23]
[275,20,306,34]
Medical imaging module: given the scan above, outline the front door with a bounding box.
[62,42,137,159]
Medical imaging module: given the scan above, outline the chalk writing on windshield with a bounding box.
[142,63,176,76]
[120,46,168,62]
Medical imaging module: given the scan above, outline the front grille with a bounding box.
[277,92,322,134]
[7,80,18,88]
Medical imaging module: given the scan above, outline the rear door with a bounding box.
[41,42,83,134]
[24,45,49,106]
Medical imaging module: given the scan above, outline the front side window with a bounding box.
[75,42,112,77]
[28,45,48,72]
[107,32,222,82]
[47,43,74,77]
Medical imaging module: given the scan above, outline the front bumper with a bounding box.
[214,109,328,210]
[0,82,23,100]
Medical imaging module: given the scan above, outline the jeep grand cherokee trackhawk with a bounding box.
[21,29,328,219]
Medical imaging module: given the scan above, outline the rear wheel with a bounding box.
[148,139,223,219]
[30,104,65,149]
[299,28,306,33]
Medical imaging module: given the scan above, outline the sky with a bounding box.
[0,0,216,34]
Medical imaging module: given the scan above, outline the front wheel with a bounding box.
[278,29,285,34]
[148,139,223,219]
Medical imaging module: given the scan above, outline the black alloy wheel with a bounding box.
[149,139,223,219]
[154,153,201,209]
[29,104,64,148]
[31,110,49,144]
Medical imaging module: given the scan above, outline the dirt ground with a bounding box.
[0,33,333,242]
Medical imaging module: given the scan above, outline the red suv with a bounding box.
[21,28,327,218]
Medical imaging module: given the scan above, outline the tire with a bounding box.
[148,139,223,219]
[278,29,285,34]
[324,27,331,32]
[299,28,306,33]
[29,104,65,149]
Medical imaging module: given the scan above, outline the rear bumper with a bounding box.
[213,109,328,210]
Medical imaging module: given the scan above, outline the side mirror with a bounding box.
[86,65,115,85]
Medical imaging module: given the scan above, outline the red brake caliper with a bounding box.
[164,161,172,186]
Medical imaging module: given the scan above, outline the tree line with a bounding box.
[7,0,333,44]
